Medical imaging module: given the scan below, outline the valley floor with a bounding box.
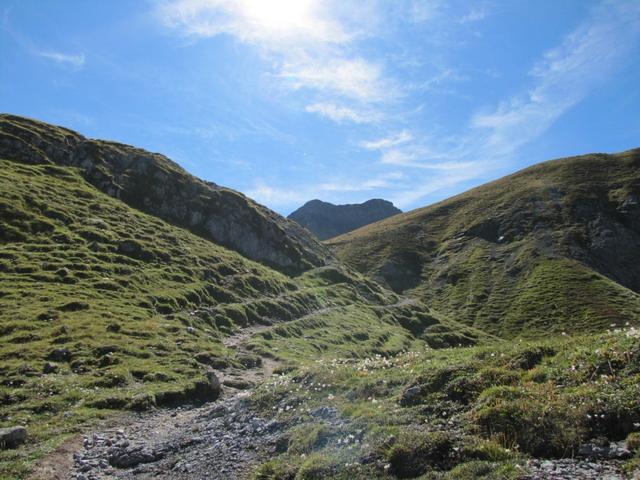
[28,325,640,480]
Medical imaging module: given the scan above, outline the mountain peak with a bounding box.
[288,198,401,240]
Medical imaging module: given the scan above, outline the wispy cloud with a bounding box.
[459,7,488,24]
[156,0,351,45]
[471,0,640,157]
[248,171,406,208]
[157,0,397,122]
[36,50,85,68]
[305,103,380,124]
[246,179,308,206]
[279,58,390,102]
[385,0,640,206]
[160,0,640,211]
[360,130,413,150]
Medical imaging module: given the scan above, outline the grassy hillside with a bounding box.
[328,149,640,337]
[250,326,640,479]
[0,159,477,478]
[0,114,330,274]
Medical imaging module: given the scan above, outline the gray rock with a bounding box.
[578,441,632,460]
[109,446,164,468]
[48,348,71,362]
[399,384,425,406]
[0,426,27,448]
[43,362,59,374]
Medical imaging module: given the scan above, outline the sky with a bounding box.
[1,1,640,215]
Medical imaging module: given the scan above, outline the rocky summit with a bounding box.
[0,116,639,480]
[288,198,401,240]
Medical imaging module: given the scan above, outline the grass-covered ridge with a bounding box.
[328,148,640,337]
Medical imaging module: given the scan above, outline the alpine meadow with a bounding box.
[1,1,640,480]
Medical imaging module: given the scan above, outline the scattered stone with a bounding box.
[43,362,59,374]
[0,426,27,449]
[47,348,71,362]
[399,384,424,406]
[311,406,337,419]
[524,458,626,479]
[578,441,632,460]
[109,446,164,468]
[222,378,254,390]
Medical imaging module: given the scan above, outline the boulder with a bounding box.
[190,370,222,402]
[0,426,27,449]
[43,362,59,374]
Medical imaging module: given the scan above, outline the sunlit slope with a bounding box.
[0,157,485,477]
[328,149,640,337]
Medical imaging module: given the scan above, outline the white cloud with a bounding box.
[246,180,307,206]
[472,0,640,156]
[248,171,406,208]
[305,103,380,124]
[407,0,443,24]
[157,0,399,122]
[280,57,390,102]
[459,7,487,24]
[318,172,405,192]
[157,0,350,46]
[389,161,488,208]
[360,131,413,150]
[36,50,85,68]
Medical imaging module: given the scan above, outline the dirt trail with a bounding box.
[37,299,420,480]
[38,324,286,480]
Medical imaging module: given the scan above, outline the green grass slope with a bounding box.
[0,114,330,274]
[328,149,640,337]
[250,327,640,479]
[0,159,477,478]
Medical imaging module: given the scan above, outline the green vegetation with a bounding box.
[250,327,640,478]
[1,118,639,480]
[0,159,472,478]
[328,149,640,337]
[0,159,287,476]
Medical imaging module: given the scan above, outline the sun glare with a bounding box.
[238,0,317,34]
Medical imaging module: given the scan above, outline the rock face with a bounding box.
[288,199,401,240]
[0,114,330,274]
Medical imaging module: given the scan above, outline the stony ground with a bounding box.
[523,458,630,479]
[65,325,285,480]
[35,324,638,480]
[70,391,284,480]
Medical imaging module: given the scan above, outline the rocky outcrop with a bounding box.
[0,114,330,274]
[288,198,401,240]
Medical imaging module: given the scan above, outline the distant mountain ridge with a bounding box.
[288,198,401,240]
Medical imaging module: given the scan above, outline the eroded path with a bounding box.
[67,325,283,480]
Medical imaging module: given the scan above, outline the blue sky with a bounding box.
[2,1,640,215]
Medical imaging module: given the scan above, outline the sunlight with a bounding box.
[238,0,316,33]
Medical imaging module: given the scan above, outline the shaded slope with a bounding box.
[288,198,401,240]
[328,149,640,337]
[0,114,329,274]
